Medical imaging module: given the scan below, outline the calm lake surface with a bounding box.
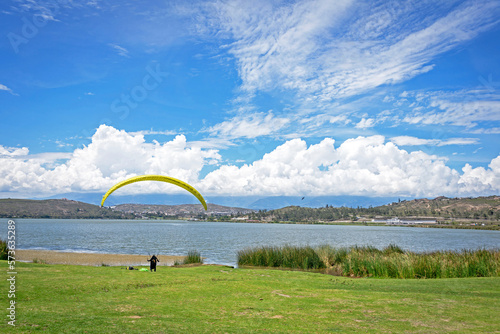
[2,219,499,266]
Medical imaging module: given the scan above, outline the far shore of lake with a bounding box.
[185,218,500,230]
[6,216,499,230]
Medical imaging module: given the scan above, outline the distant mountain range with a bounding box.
[245,195,401,210]
[40,192,401,210]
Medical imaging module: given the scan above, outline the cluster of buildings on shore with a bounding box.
[371,217,437,225]
[111,204,254,218]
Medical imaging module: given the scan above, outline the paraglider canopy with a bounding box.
[100,174,207,210]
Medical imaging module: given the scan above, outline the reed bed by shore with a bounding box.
[174,250,204,266]
[238,245,325,270]
[0,239,8,260]
[238,244,500,279]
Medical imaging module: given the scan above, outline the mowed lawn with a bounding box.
[2,262,499,333]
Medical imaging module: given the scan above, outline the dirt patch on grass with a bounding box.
[16,249,185,266]
[272,290,291,298]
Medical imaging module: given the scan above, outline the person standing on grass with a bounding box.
[147,254,159,272]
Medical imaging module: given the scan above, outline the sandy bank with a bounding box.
[16,249,185,267]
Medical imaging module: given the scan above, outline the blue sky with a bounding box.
[1,0,499,201]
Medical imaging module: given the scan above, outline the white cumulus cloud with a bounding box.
[1,127,499,199]
[200,135,500,197]
[459,156,500,194]
[0,146,29,156]
[0,125,220,196]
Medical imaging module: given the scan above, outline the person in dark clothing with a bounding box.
[147,255,159,272]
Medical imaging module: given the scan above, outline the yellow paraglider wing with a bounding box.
[100,175,207,210]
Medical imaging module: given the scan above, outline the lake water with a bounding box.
[2,219,499,266]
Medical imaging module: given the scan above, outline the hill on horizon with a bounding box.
[39,193,402,210]
[0,199,254,219]
[254,195,500,223]
[0,198,135,219]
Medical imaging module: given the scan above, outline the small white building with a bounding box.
[372,217,437,225]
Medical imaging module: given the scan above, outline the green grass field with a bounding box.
[2,262,499,333]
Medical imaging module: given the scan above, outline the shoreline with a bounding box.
[15,249,185,267]
[4,218,498,230]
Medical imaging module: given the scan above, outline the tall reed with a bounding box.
[238,245,325,270]
[338,246,500,278]
[0,239,8,260]
[182,250,203,264]
[238,244,500,278]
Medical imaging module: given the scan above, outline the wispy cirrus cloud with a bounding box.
[355,118,376,129]
[467,128,500,135]
[205,112,290,140]
[0,83,17,95]
[130,129,178,136]
[183,0,500,145]
[195,0,500,109]
[10,0,101,14]
[391,136,479,147]
[412,100,500,128]
[398,90,500,129]
[109,43,130,57]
